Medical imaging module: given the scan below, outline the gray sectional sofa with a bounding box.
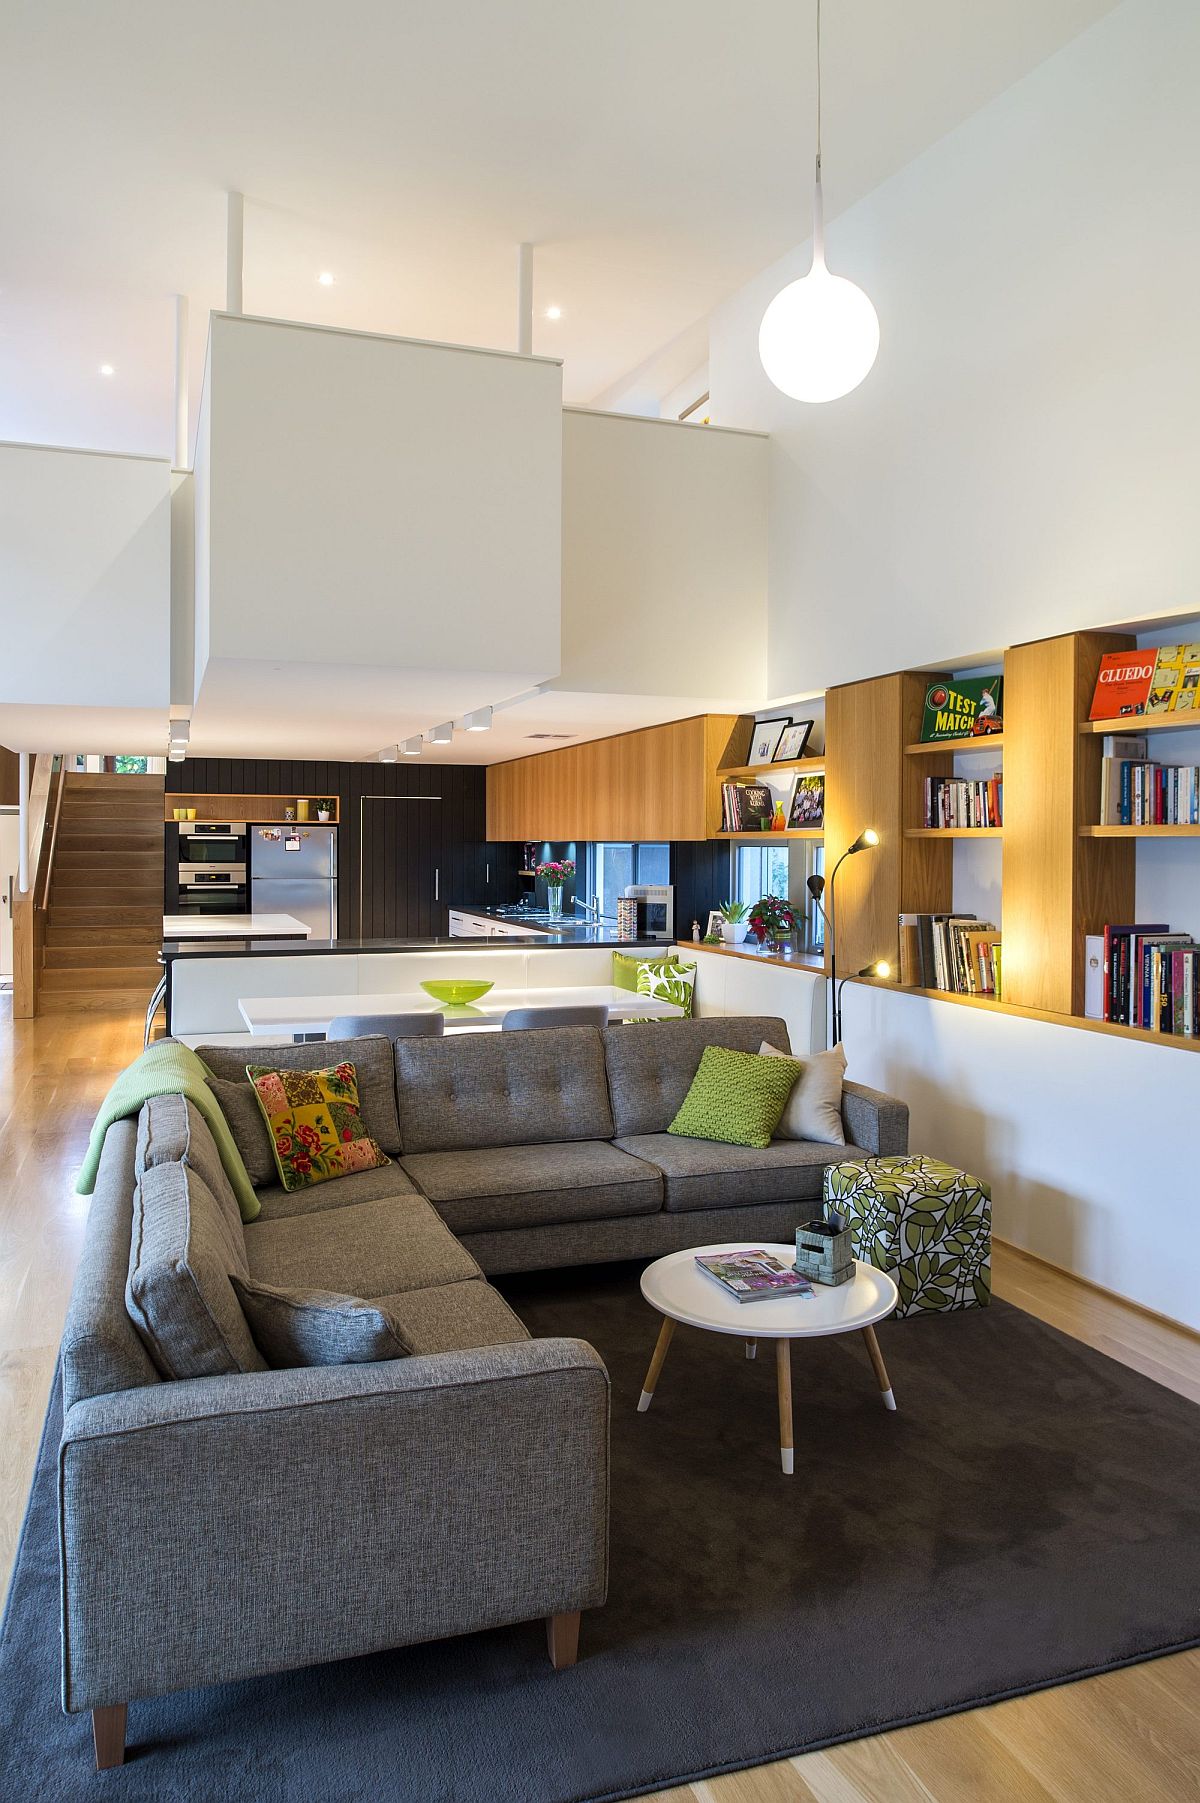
[60,1014,908,1768]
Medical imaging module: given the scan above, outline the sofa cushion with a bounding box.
[401,1140,662,1235]
[231,1275,412,1366]
[761,1041,847,1145]
[372,1280,531,1355]
[135,1094,243,1231]
[126,1161,267,1378]
[613,1131,868,1213]
[602,1016,793,1137]
[252,1163,423,1221]
[394,1027,614,1153]
[198,1037,402,1156]
[668,1045,801,1149]
[202,1072,276,1186]
[243,1194,480,1298]
[247,1060,391,1192]
[635,955,697,1017]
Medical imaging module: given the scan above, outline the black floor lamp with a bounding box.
[807,827,887,1045]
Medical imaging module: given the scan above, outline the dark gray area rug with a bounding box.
[3,1267,1199,1803]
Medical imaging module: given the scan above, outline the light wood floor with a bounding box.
[2,999,1197,1801]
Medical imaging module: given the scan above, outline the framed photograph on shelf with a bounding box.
[787,772,825,828]
[774,719,814,762]
[749,718,789,763]
[705,909,724,940]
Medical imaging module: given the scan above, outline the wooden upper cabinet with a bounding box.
[486,714,747,842]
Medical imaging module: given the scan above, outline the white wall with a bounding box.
[196,314,562,691]
[0,443,171,729]
[708,0,1200,702]
[561,409,768,701]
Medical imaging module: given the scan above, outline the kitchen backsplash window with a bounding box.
[585,843,670,920]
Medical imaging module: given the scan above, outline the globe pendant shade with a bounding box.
[759,263,880,403]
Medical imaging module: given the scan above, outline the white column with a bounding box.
[517,242,533,356]
[226,191,244,315]
[173,294,189,469]
[17,752,29,893]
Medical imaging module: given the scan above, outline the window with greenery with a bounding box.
[113,756,149,775]
[732,841,824,950]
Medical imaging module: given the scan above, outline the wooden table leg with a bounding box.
[637,1316,675,1411]
[92,1703,127,1770]
[862,1324,897,1411]
[745,1338,757,1360]
[776,1338,794,1474]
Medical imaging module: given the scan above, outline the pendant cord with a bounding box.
[815,0,822,179]
[812,0,825,266]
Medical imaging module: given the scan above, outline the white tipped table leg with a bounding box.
[638,1316,675,1411]
[776,1338,794,1474]
[862,1324,897,1411]
[745,1339,757,1360]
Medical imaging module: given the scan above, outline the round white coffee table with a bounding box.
[638,1242,900,1474]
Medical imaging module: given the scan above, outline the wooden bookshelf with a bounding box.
[1080,714,1200,736]
[904,735,1005,757]
[713,828,823,842]
[1080,824,1200,838]
[717,756,826,781]
[904,826,1003,839]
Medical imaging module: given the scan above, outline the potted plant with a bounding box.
[748,893,797,950]
[719,899,752,945]
[536,858,575,920]
[315,798,335,822]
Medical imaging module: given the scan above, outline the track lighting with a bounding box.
[378,746,398,763]
[402,737,423,756]
[463,707,493,733]
[428,722,453,745]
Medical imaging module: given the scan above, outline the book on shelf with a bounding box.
[720,781,774,832]
[922,774,1003,828]
[694,1250,814,1304]
[1098,754,1200,825]
[787,772,824,828]
[1089,644,1200,721]
[903,912,1002,997]
[1100,924,1198,1035]
[919,675,1004,742]
[1083,934,1105,1019]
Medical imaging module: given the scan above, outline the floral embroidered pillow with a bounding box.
[246,1062,391,1192]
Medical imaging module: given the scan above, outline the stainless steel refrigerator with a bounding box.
[250,825,338,938]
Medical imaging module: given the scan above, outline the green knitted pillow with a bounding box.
[668,1045,802,1149]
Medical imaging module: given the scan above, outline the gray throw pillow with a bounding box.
[759,1041,847,1146]
[203,1073,277,1187]
[231,1275,412,1368]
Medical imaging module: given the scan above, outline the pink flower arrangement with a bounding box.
[536,859,575,884]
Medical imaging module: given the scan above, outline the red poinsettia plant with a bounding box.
[748,894,797,943]
[536,859,576,885]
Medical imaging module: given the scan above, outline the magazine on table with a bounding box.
[695,1251,815,1304]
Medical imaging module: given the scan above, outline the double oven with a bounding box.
[169,822,249,916]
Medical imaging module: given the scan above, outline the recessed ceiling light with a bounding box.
[318,272,334,286]
[544,306,562,321]
[99,364,115,376]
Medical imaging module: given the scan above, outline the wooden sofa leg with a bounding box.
[546,1610,580,1671]
[92,1703,127,1770]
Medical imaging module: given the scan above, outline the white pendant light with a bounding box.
[759,0,879,403]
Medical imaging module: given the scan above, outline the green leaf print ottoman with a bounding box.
[823,1154,991,1317]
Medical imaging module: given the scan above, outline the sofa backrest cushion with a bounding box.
[126,1160,267,1379]
[602,1015,794,1137]
[197,1074,277,1187]
[199,1036,402,1158]
[394,1026,615,1153]
[61,1119,162,1412]
[136,1093,245,1227]
[231,1275,412,1366]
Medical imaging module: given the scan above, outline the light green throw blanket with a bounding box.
[76,1040,261,1223]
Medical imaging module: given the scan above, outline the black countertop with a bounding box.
[160,924,669,961]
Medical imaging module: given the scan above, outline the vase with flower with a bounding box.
[537,858,575,920]
[748,893,798,953]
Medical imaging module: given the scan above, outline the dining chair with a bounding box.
[326,1012,445,1039]
[501,1005,610,1031]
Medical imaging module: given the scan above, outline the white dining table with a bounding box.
[237,984,681,1036]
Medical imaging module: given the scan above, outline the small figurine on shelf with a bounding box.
[692,919,701,942]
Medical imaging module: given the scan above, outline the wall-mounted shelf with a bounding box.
[717,756,826,781]
[1079,824,1200,838]
[1081,715,1200,736]
[857,976,1200,1053]
[904,736,1005,757]
[904,826,1003,839]
[164,792,341,824]
[713,828,824,842]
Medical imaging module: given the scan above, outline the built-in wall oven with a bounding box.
[169,822,249,916]
[178,822,249,864]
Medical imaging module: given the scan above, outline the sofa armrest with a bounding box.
[60,1338,609,1712]
[841,1080,909,1156]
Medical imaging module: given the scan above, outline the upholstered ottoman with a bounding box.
[823,1154,991,1316]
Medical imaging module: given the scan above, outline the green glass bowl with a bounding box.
[420,979,495,1007]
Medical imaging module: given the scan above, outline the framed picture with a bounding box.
[787,772,825,828]
[774,719,814,762]
[706,909,724,940]
[749,717,789,764]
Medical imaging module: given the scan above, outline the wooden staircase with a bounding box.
[41,774,164,1011]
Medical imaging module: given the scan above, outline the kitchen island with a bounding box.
[160,924,672,1040]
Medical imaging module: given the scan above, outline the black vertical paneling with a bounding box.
[671,840,733,941]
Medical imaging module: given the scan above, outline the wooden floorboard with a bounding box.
[1,995,1196,1799]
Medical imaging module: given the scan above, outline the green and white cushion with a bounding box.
[824,1153,991,1317]
[634,956,697,1018]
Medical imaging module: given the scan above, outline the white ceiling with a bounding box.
[1,0,1117,459]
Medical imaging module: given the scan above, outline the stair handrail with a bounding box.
[38,758,67,912]
[11,752,59,1018]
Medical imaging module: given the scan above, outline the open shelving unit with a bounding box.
[164,791,342,824]
[713,744,826,842]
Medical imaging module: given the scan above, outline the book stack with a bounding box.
[1098,735,1200,825]
[922,774,1003,829]
[720,781,773,832]
[898,912,1002,997]
[1090,924,1199,1033]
